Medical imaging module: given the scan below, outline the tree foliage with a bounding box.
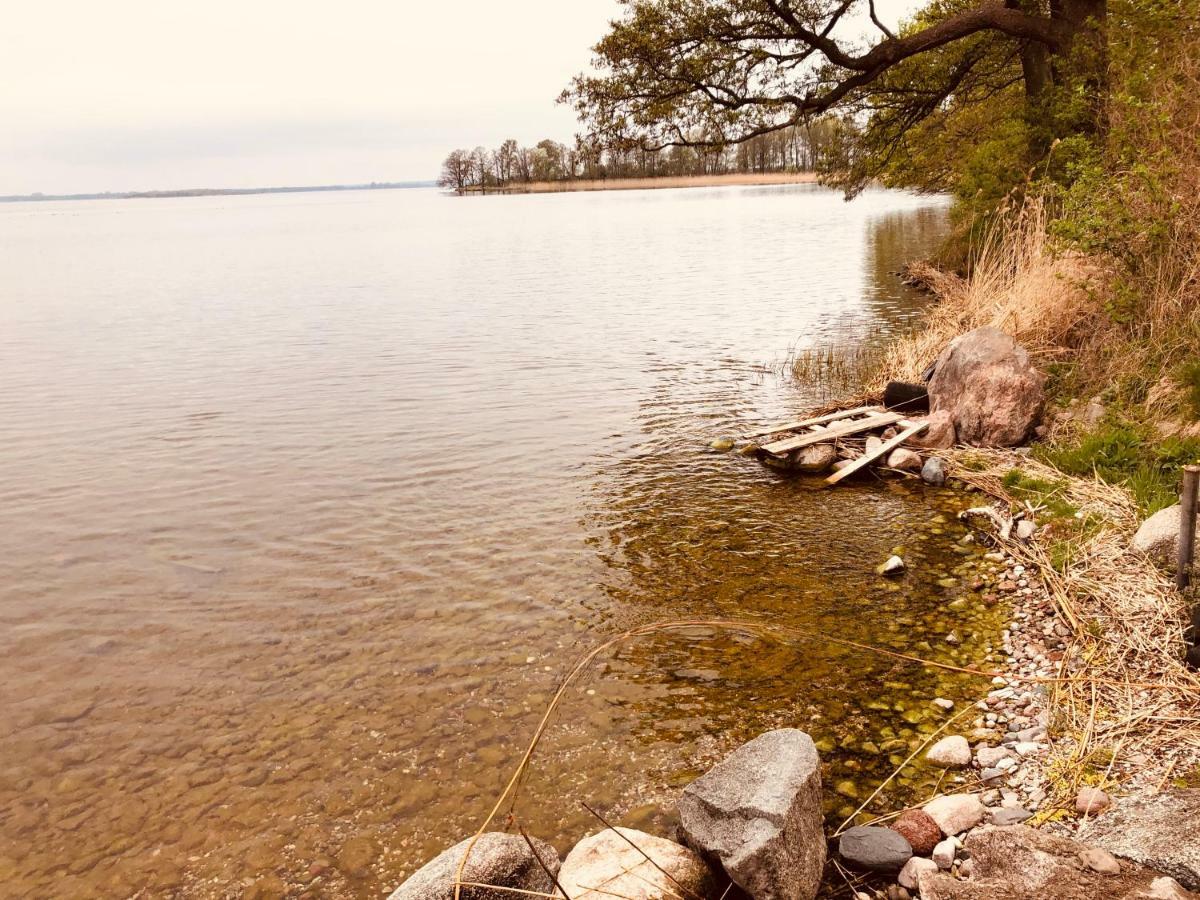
[563,0,1107,199]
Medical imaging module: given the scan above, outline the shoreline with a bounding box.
[466,172,820,195]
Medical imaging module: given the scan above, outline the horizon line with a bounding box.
[0,179,438,204]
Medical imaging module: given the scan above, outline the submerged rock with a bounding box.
[710,437,736,452]
[677,728,825,900]
[928,326,1045,447]
[839,826,913,873]
[386,833,560,900]
[878,555,906,576]
[557,828,715,900]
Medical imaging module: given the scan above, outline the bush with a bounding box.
[1036,423,1200,514]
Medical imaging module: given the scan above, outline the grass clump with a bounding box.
[1036,423,1200,515]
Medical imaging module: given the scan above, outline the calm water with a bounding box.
[0,185,1000,898]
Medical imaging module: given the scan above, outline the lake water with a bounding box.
[0,184,1001,898]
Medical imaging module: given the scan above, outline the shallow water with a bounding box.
[0,184,999,898]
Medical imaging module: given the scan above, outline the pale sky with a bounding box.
[1,1,921,195]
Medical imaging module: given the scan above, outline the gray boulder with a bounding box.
[557,828,715,900]
[1087,789,1200,889]
[921,456,948,486]
[838,826,913,873]
[386,833,559,900]
[916,825,1200,899]
[928,327,1045,447]
[678,728,825,900]
[1132,505,1197,563]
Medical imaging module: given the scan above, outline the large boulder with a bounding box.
[928,327,1045,447]
[1131,505,1197,563]
[1087,789,1200,889]
[916,825,1200,899]
[387,833,560,900]
[677,729,825,900]
[906,410,957,451]
[557,828,715,900]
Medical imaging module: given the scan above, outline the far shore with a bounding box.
[468,172,820,195]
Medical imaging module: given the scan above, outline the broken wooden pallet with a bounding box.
[824,421,928,485]
[741,404,884,440]
[759,411,905,457]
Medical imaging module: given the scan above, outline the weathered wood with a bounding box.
[1178,465,1200,590]
[824,422,929,485]
[759,412,904,456]
[742,405,884,440]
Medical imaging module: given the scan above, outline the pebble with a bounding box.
[990,806,1033,826]
[838,826,914,872]
[932,837,956,869]
[975,746,1012,768]
[1076,787,1111,816]
[1078,847,1122,875]
[932,697,955,711]
[890,810,941,856]
[898,856,938,889]
[923,794,985,836]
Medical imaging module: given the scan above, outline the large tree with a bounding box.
[564,0,1107,193]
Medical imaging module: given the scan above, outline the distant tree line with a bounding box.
[437,121,848,193]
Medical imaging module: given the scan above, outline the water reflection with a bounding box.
[0,184,991,899]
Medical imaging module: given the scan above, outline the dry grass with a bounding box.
[947,451,1200,805]
[876,198,1105,390]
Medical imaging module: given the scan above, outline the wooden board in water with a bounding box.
[742,405,883,440]
[759,412,904,456]
[824,421,929,485]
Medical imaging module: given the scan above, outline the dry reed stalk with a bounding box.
[945,450,1200,803]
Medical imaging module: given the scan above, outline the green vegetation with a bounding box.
[999,468,1101,571]
[1036,425,1200,515]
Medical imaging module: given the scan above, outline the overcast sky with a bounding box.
[1,0,922,195]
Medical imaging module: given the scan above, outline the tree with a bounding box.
[562,0,1108,195]
[437,149,473,194]
[497,139,519,185]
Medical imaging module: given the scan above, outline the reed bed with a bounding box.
[946,450,1200,803]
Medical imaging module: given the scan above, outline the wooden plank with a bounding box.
[824,422,928,486]
[742,405,884,440]
[759,412,904,456]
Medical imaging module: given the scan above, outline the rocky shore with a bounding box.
[387,324,1200,899]
[385,726,1200,899]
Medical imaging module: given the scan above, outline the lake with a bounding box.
[0,184,1000,897]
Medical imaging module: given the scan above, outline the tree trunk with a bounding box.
[1050,0,1108,134]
